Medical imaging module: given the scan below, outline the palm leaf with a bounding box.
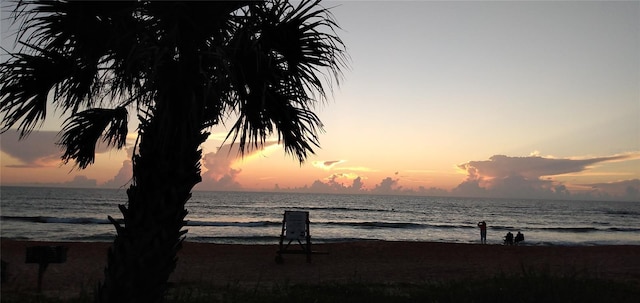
[0,49,73,137]
[222,0,346,163]
[59,107,128,169]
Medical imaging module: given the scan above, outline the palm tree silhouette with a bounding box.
[0,1,346,302]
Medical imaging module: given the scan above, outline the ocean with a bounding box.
[1,186,639,246]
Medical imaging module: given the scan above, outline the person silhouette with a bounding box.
[504,231,514,245]
[477,221,487,244]
[515,231,524,245]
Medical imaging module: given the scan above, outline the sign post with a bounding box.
[25,246,68,292]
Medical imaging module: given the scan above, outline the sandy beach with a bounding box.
[2,239,639,297]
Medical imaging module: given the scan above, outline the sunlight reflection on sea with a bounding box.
[2,186,639,246]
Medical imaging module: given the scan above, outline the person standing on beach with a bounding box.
[478,221,487,244]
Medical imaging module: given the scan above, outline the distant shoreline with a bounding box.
[2,239,639,297]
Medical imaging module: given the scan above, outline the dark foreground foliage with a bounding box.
[3,274,639,303]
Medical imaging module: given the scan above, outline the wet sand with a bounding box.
[2,239,639,297]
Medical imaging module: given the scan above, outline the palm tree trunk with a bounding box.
[97,62,207,303]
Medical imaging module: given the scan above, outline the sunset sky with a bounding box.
[1,1,639,201]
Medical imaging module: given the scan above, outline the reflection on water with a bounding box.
[2,186,639,245]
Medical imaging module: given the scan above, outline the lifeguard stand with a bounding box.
[276,210,312,263]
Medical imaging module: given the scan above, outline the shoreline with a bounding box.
[2,236,638,247]
[2,239,640,296]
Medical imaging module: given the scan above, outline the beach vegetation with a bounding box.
[2,274,639,303]
[0,0,346,302]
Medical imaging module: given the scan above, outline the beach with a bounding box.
[2,239,640,298]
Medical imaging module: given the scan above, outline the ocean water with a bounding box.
[1,186,639,246]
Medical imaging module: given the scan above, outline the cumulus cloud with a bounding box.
[585,179,640,201]
[100,140,279,190]
[196,141,279,191]
[307,173,366,194]
[453,154,636,199]
[416,186,450,196]
[352,176,364,191]
[371,176,402,194]
[102,159,133,188]
[197,144,243,190]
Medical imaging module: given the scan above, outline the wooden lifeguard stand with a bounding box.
[276,210,312,263]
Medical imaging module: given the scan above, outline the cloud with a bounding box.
[311,160,379,174]
[305,173,366,194]
[416,186,450,196]
[1,130,126,168]
[352,176,364,191]
[19,175,98,188]
[338,166,378,172]
[458,154,631,180]
[452,179,487,197]
[196,142,279,191]
[99,140,280,190]
[101,147,134,188]
[197,144,243,190]
[371,176,402,194]
[102,159,133,188]
[62,175,97,187]
[585,179,640,201]
[453,154,636,199]
[325,172,360,182]
[312,160,345,170]
[1,131,62,167]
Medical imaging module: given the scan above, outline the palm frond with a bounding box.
[0,49,72,137]
[11,1,155,111]
[1,1,160,138]
[59,107,128,169]
[222,0,346,163]
[262,0,347,96]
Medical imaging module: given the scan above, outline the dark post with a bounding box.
[1,259,7,283]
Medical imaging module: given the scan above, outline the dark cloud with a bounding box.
[352,176,364,191]
[454,154,637,199]
[586,179,640,201]
[371,177,401,194]
[451,179,487,197]
[1,130,119,168]
[416,186,449,196]
[323,160,341,166]
[309,179,336,192]
[312,159,345,170]
[458,154,630,180]
[1,131,62,167]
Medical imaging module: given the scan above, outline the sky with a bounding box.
[1,1,639,201]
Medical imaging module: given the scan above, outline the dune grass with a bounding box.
[3,271,639,303]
